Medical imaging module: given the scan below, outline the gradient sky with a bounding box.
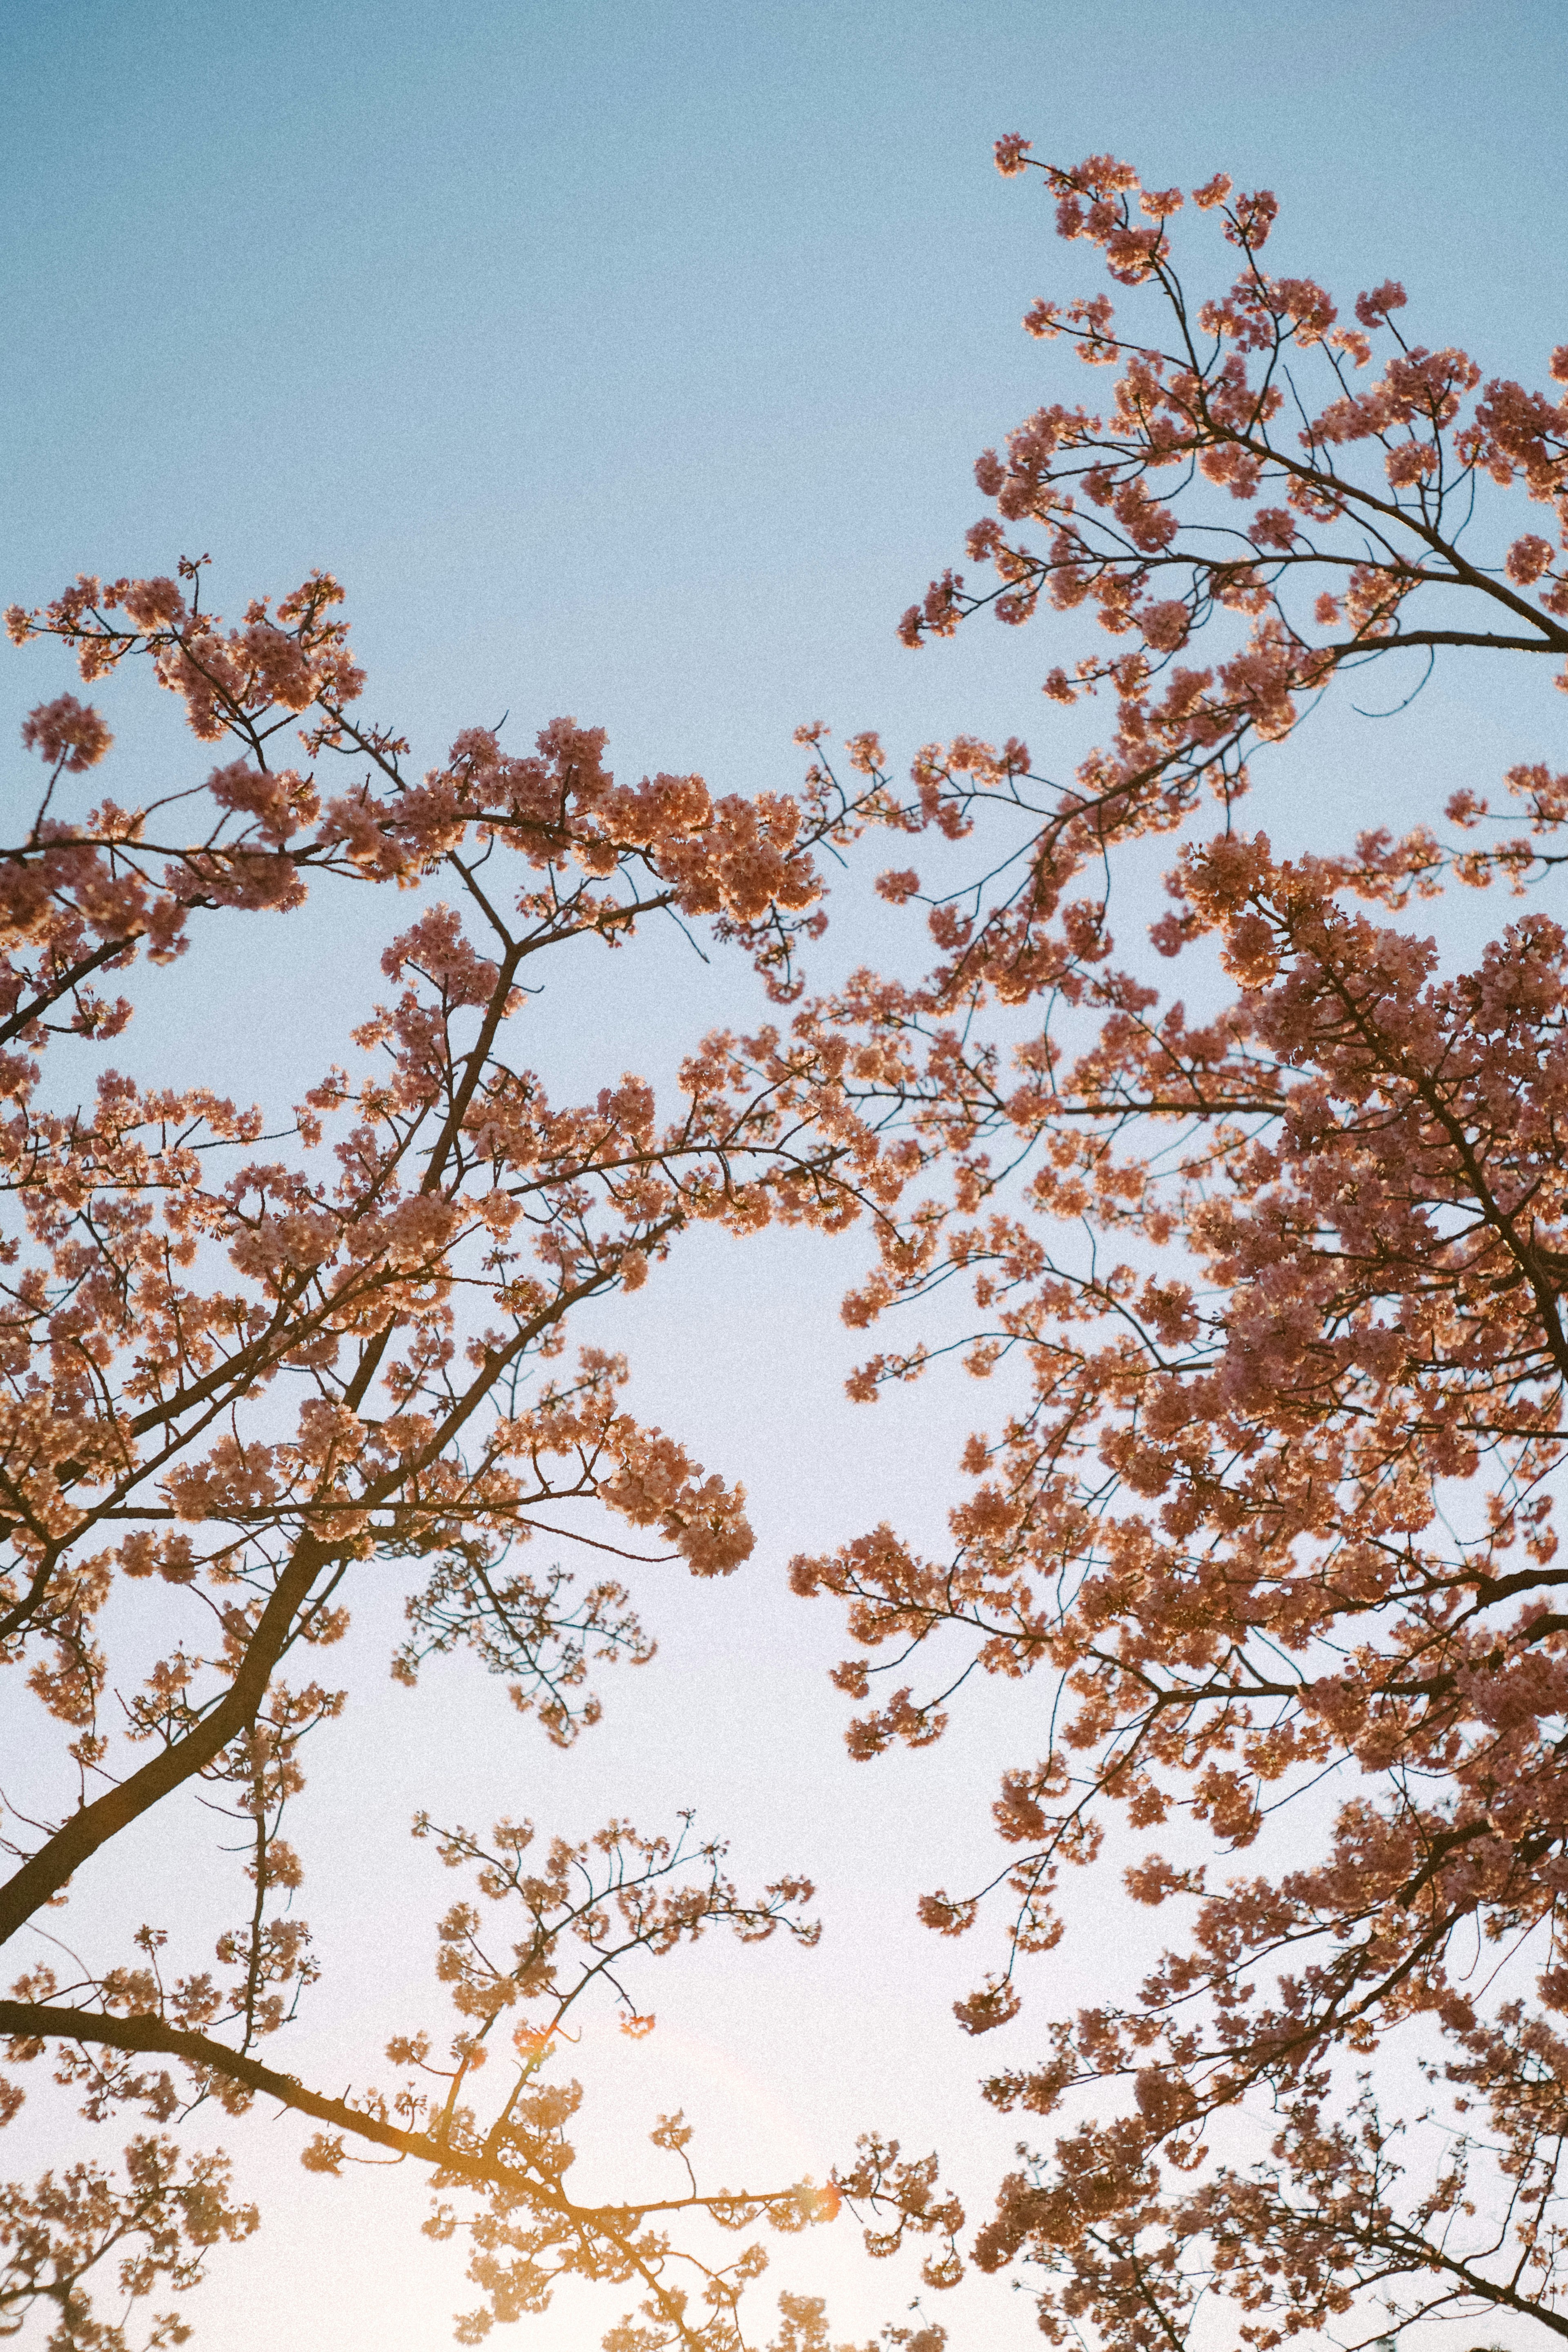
[4,4,1567,2348]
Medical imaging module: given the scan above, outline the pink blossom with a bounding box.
[1355,278,1408,327]
[20,695,112,772]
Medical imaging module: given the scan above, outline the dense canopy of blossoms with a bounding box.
[0,562,956,2350]
[10,142,1568,2352]
[793,150,1568,2352]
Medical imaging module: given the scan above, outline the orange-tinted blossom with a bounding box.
[0,565,953,2351]
[792,150,1568,2352]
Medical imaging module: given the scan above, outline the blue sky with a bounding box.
[3,5,1566,2348]
[9,0,1565,792]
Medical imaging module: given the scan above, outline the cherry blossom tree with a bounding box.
[14,143,1568,2352]
[792,148,1568,2352]
[0,565,960,2350]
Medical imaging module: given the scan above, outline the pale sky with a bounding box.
[2,4,1566,2347]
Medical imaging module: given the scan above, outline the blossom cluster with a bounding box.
[0,558,927,2351]
[790,148,1568,2352]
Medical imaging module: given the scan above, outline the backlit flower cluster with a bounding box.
[0,561,938,2351]
[793,149,1568,2352]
